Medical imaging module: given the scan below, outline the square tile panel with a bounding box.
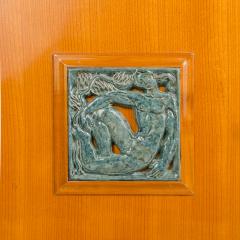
[68,67,180,181]
[53,54,193,194]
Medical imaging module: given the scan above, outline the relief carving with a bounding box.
[68,68,180,180]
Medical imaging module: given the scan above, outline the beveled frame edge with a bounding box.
[53,53,194,195]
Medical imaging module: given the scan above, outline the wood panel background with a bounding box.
[0,0,239,239]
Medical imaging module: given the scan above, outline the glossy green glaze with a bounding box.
[68,68,180,180]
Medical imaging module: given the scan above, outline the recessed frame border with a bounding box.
[53,54,194,195]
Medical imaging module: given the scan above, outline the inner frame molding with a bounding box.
[54,54,194,195]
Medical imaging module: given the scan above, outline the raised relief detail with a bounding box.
[68,68,180,180]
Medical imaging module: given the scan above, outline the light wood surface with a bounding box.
[1,0,240,239]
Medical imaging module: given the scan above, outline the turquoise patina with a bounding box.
[68,68,180,180]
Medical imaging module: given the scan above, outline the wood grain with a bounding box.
[1,0,239,239]
[53,54,194,195]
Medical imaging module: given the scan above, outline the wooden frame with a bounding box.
[53,54,194,195]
